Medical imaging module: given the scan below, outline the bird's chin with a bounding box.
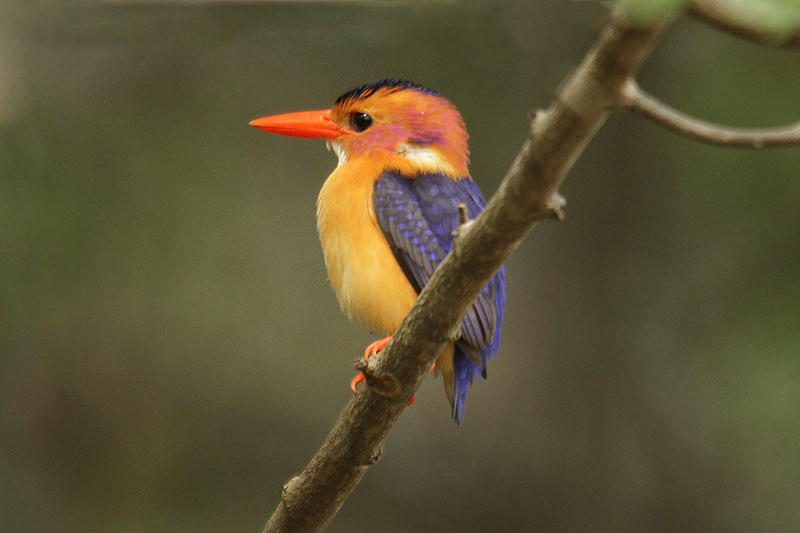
[326,140,348,167]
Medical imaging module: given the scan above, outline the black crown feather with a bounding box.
[335,79,441,106]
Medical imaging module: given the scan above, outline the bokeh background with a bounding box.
[2,1,799,531]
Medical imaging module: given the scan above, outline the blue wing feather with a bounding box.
[373,171,506,424]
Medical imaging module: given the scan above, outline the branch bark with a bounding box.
[622,80,800,148]
[262,6,671,533]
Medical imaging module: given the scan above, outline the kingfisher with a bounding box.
[250,79,505,424]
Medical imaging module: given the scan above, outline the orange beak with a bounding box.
[249,109,349,140]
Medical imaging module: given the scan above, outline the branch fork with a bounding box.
[353,357,402,398]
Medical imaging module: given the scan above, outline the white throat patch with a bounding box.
[326,141,348,167]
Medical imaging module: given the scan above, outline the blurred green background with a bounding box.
[2,1,799,531]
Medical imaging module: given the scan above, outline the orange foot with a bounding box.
[350,336,415,406]
[364,335,392,362]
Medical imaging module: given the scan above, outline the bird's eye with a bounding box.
[349,112,373,132]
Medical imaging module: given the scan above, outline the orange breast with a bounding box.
[316,156,419,335]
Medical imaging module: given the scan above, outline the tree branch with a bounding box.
[690,0,800,49]
[621,80,800,148]
[262,6,671,533]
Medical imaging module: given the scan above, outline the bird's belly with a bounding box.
[317,165,418,335]
[325,232,418,335]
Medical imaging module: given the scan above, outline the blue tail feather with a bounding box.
[452,267,506,425]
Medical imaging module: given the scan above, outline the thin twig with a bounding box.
[457,203,469,226]
[622,80,800,148]
[262,6,671,532]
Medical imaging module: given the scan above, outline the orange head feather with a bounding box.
[328,80,470,178]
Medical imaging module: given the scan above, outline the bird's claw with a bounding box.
[350,372,365,393]
[363,336,392,361]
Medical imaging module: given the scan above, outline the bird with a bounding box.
[250,79,505,425]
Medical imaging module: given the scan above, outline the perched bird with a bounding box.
[250,80,505,424]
